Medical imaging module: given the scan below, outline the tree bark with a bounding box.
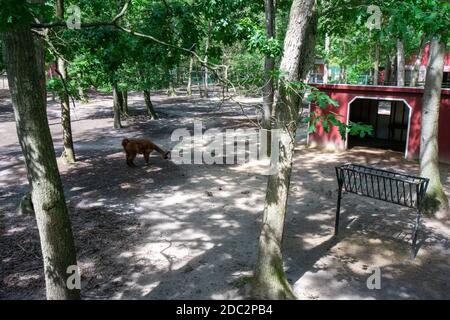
[223,64,229,98]
[144,89,158,120]
[187,56,193,96]
[384,55,392,85]
[252,0,318,300]
[117,90,124,112]
[55,0,76,164]
[203,21,212,99]
[262,0,276,156]
[31,0,46,94]
[56,0,64,18]
[411,37,426,87]
[323,33,330,84]
[397,38,405,86]
[373,41,380,85]
[2,26,80,300]
[339,65,345,83]
[122,90,129,115]
[263,0,276,125]
[112,84,122,129]
[168,75,176,97]
[420,38,449,219]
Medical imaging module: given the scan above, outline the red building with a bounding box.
[404,43,450,85]
[308,84,450,164]
[312,43,450,86]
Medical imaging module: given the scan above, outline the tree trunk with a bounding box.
[420,38,449,219]
[252,0,318,300]
[2,26,80,300]
[176,64,181,86]
[384,55,392,85]
[122,90,129,115]
[223,64,229,98]
[411,37,426,87]
[112,84,122,129]
[116,90,124,113]
[168,75,176,97]
[144,90,158,120]
[55,0,76,164]
[323,33,330,84]
[339,65,344,83]
[32,0,46,94]
[373,41,380,85]
[59,78,76,163]
[263,0,275,126]
[203,21,212,99]
[397,39,405,86]
[56,0,64,19]
[78,84,85,102]
[187,56,193,96]
[262,0,276,156]
[392,55,397,84]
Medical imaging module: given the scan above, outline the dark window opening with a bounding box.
[348,99,409,153]
[443,72,450,88]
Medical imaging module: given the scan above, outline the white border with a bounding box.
[346,96,413,159]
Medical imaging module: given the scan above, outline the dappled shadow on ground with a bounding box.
[285,147,450,299]
[1,89,449,300]
[0,91,264,300]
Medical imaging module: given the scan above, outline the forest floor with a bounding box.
[1,89,449,300]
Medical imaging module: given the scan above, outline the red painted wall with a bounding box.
[407,43,450,72]
[308,84,450,164]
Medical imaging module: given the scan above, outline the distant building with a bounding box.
[308,84,450,164]
[404,42,450,85]
[310,43,450,87]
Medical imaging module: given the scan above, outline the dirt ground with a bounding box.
[0,89,449,300]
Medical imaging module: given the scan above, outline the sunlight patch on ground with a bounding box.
[6,226,27,235]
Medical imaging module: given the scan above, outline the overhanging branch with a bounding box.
[29,0,251,120]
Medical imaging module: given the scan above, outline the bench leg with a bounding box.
[411,210,421,258]
[335,185,343,236]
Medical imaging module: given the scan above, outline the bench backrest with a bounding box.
[336,164,429,209]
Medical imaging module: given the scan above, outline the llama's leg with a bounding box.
[144,150,151,165]
[127,152,137,167]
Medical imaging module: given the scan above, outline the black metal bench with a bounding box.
[335,164,429,257]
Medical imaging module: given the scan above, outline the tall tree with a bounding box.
[262,0,276,130]
[187,55,194,96]
[143,89,158,119]
[397,38,406,86]
[373,40,380,85]
[122,90,129,115]
[420,37,449,219]
[1,5,80,299]
[112,83,123,129]
[384,54,392,85]
[411,36,426,87]
[56,0,76,163]
[203,20,212,98]
[323,33,330,84]
[262,0,276,156]
[252,0,318,300]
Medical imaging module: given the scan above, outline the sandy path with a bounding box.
[0,90,449,300]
